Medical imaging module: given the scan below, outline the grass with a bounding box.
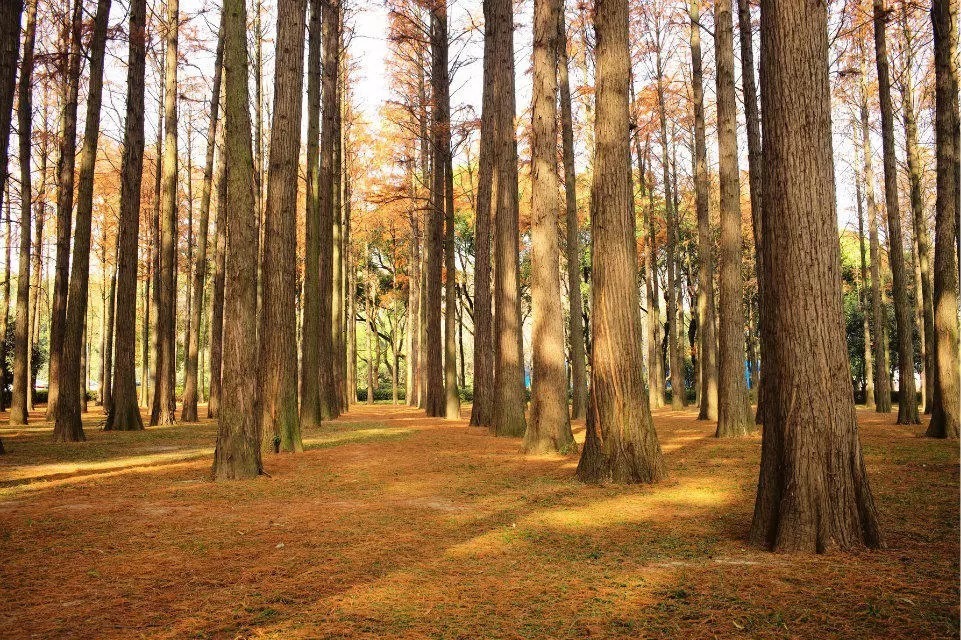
[0,403,957,639]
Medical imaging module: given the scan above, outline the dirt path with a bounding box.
[0,404,957,639]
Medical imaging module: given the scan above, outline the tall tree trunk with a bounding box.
[424,5,448,417]
[53,0,111,442]
[10,0,37,426]
[260,0,306,453]
[900,9,935,415]
[689,0,717,422]
[28,97,48,413]
[874,0,919,425]
[749,0,883,552]
[102,257,116,415]
[736,0,765,425]
[575,0,663,483]
[926,0,960,439]
[207,154,227,419]
[468,11,495,426]
[332,48,346,416]
[853,129,875,410]
[654,22,684,410]
[715,0,753,437]
[183,16,224,423]
[490,0,527,437]
[212,0,263,480]
[859,54,892,413]
[642,143,664,409]
[526,0,574,453]
[301,0,323,427]
[558,7,586,421]
[47,0,83,421]
[318,0,339,420]
[0,0,22,199]
[406,170,422,409]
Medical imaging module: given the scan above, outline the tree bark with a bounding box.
[715,0,753,437]
[259,0,306,453]
[874,0,919,425]
[318,0,340,420]
[859,55,892,413]
[689,0,717,423]
[53,0,111,442]
[899,9,934,415]
[853,129,875,410]
[468,9,495,427]
[10,0,37,426]
[576,0,664,483]
[557,8,587,422]
[47,0,83,421]
[749,0,883,552]
[207,152,227,419]
[490,0,527,437]
[212,0,263,480]
[301,0,323,428]
[926,0,960,439]
[182,15,224,423]
[526,0,574,454]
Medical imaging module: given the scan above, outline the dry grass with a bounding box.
[0,402,956,639]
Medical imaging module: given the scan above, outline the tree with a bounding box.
[715,0,753,437]
[318,0,340,420]
[926,0,960,439]
[0,0,22,198]
[859,46,892,413]
[212,0,263,480]
[873,0,919,425]
[853,129,875,410]
[104,0,147,431]
[301,0,323,429]
[575,0,664,483]
[899,7,934,415]
[53,0,112,442]
[207,154,227,419]
[260,0,306,452]
[151,0,179,427]
[47,0,83,421]
[749,0,882,552]
[10,0,37,426]
[736,0,765,425]
[689,0,717,422]
[526,0,574,454]
[182,17,225,423]
[490,0,527,437]
[468,13,495,427]
[652,15,684,411]
[557,8,587,421]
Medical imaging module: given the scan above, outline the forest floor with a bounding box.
[0,402,957,639]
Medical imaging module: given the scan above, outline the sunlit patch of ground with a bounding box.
[0,402,956,639]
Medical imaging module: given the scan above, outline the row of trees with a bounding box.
[0,0,957,551]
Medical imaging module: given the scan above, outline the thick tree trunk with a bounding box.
[490,0,527,437]
[301,0,323,428]
[900,11,935,415]
[259,0,306,453]
[53,0,111,442]
[859,59,892,413]
[468,12,495,427]
[212,0,263,480]
[715,0,753,437]
[0,0,22,199]
[874,0,919,425]
[926,0,960,439]
[557,8,586,422]
[10,0,37,426]
[689,0,717,423]
[182,16,224,423]
[576,0,663,483]
[318,0,339,420]
[47,0,83,421]
[526,0,574,454]
[749,0,883,552]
